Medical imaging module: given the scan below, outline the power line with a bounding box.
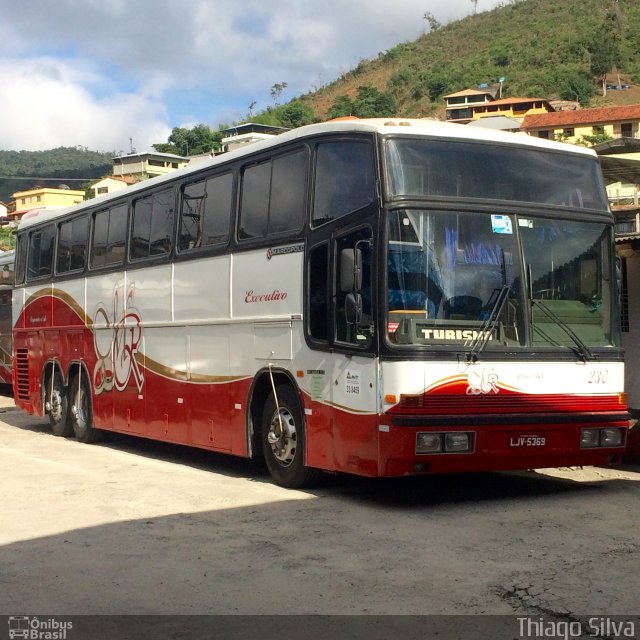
[0,176,96,181]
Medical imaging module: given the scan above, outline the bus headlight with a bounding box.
[581,427,626,448]
[416,433,441,453]
[416,432,474,454]
[580,428,600,448]
[600,428,624,447]
[444,432,472,452]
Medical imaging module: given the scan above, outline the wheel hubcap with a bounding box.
[72,388,87,430]
[50,390,63,422]
[268,408,297,467]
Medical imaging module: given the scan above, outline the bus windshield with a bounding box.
[386,210,616,351]
[385,138,609,211]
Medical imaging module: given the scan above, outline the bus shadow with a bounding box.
[1,401,635,509]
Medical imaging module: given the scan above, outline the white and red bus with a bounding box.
[12,118,629,487]
[0,249,15,385]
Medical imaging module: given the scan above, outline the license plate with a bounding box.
[508,434,547,448]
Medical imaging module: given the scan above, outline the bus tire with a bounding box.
[70,373,103,444]
[48,369,73,437]
[261,385,320,489]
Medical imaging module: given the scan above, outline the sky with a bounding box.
[0,0,503,154]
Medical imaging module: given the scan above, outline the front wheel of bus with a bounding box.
[261,385,320,488]
[70,373,103,444]
[48,370,72,437]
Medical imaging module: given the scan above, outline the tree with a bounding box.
[327,95,354,119]
[423,12,441,33]
[277,101,316,128]
[556,70,595,105]
[589,34,618,96]
[589,3,625,95]
[152,124,222,156]
[270,82,288,106]
[352,85,395,118]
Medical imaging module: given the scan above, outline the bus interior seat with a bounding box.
[388,250,441,316]
[444,295,483,320]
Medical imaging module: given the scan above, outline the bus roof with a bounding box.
[17,117,598,230]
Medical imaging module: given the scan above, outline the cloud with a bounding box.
[0,0,502,150]
[0,58,171,152]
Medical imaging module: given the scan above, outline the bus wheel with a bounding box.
[48,370,72,437]
[70,373,102,444]
[261,385,320,488]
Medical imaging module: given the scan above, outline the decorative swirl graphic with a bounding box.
[93,285,144,395]
[466,368,499,395]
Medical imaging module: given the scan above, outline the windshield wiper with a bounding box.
[466,283,510,363]
[530,299,596,362]
[465,248,511,363]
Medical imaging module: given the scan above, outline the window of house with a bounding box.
[97,187,108,195]
[130,189,175,260]
[593,125,605,135]
[621,122,633,137]
[57,215,89,274]
[563,128,575,137]
[179,172,233,251]
[538,131,550,139]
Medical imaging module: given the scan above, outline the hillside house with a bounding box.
[443,89,495,123]
[444,89,554,124]
[90,175,137,199]
[522,104,640,145]
[9,186,85,221]
[112,151,188,180]
[597,145,640,416]
[220,123,288,152]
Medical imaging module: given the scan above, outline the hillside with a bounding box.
[3,0,640,201]
[298,0,640,120]
[0,148,112,205]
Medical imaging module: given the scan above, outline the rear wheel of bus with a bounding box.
[47,368,73,437]
[261,385,320,488]
[70,372,103,444]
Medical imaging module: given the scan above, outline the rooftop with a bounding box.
[522,104,640,129]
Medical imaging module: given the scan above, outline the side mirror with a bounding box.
[345,292,363,325]
[340,248,362,293]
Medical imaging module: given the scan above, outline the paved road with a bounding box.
[0,392,638,634]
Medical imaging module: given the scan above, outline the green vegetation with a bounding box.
[298,0,640,120]
[3,0,640,207]
[152,124,224,156]
[0,147,112,206]
[0,226,15,251]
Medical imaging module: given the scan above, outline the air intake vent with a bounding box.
[15,348,29,401]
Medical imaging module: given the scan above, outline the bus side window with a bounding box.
[57,215,88,274]
[239,148,306,241]
[335,228,373,346]
[307,243,329,342]
[179,172,233,252]
[131,189,174,260]
[312,141,375,227]
[27,225,55,280]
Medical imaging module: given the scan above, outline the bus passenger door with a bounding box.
[330,228,378,476]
